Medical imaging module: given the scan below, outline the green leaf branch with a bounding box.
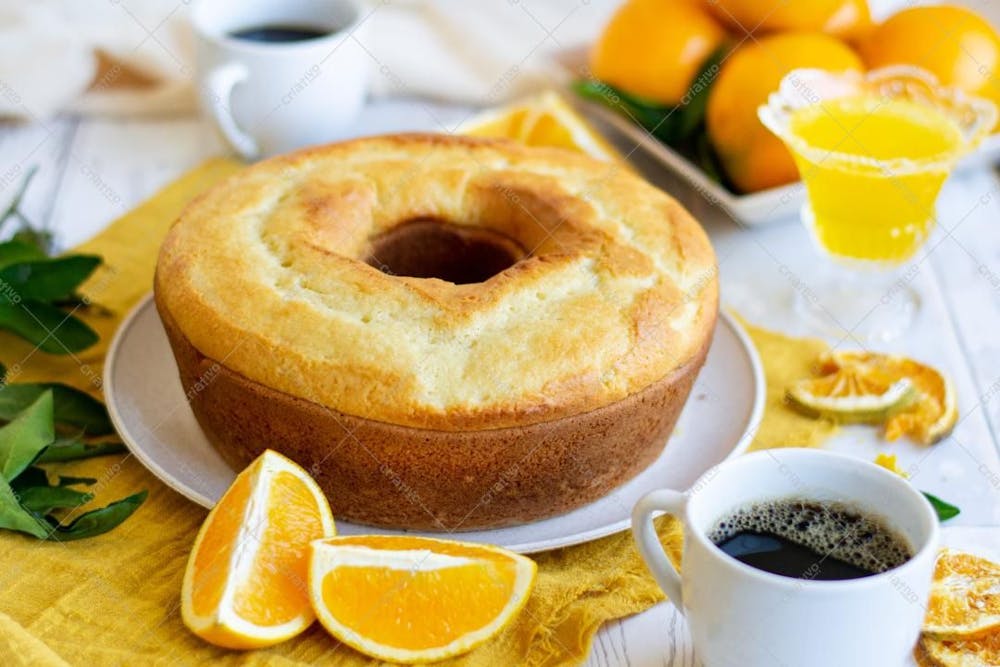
[0,169,139,541]
[0,168,106,354]
[0,386,145,541]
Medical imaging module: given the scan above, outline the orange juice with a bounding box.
[787,96,963,263]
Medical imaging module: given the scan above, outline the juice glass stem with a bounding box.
[793,251,920,344]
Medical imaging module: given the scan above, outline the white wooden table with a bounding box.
[3,102,1000,666]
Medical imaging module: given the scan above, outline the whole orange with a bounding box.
[706,0,871,39]
[706,32,863,193]
[590,0,727,106]
[860,5,1000,121]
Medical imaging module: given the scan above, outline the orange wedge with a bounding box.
[924,549,1000,639]
[308,535,537,663]
[182,450,335,649]
[460,91,626,164]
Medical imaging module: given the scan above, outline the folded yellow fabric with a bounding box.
[0,160,837,666]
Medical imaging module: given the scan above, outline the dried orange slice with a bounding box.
[308,535,537,663]
[919,632,1000,666]
[789,351,958,445]
[823,351,958,444]
[786,357,916,424]
[181,450,335,649]
[924,549,1000,639]
[914,640,938,667]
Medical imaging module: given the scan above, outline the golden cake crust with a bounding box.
[158,301,711,530]
[155,134,717,431]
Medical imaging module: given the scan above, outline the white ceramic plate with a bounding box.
[105,295,764,553]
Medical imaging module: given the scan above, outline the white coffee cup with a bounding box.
[632,449,940,667]
[190,0,370,160]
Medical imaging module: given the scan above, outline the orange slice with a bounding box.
[924,549,1000,640]
[822,351,958,444]
[786,356,916,424]
[460,91,626,164]
[787,350,958,443]
[914,640,938,667]
[308,535,537,663]
[919,632,1000,666]
[181,450,335,649]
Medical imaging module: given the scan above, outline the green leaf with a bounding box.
[672,46,727,142]
[0,383,113,435]
[573,80,675,136]
[0,240,46,270]
[45,490,147,541]
[0,255,101,304]
[0,300,99,354]
[693,132,731,188]
[0,476,49,538]
[10,229,55,257]
[923,492,961,521]
[0,391,54,481]
[10,465,48,490]
[572,48,736,188]
[35,438,125,463]
[572,77,711,146]
[18,485,93,515]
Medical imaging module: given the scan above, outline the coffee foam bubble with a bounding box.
[708,499,913,574]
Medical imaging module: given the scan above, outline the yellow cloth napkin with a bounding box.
[0,160,837,666]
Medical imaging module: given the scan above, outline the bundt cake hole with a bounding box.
[365,219,527,285]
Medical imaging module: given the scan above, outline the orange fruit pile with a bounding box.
[705,32,863,193]
[860,5,1000,130]
[590,0,726,107]
[707,0,871,39]
[588,1,1000,193]
[181,451,538,661]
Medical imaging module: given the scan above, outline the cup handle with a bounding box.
[204,62,258,160]
[632,489,687,611]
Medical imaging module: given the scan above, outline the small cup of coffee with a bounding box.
[632,449,940,667]
[190,0,370,160]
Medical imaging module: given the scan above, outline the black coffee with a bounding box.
[229,25,329,43]
[709,499,913,581]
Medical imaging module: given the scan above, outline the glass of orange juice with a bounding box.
[759,66,996,341]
